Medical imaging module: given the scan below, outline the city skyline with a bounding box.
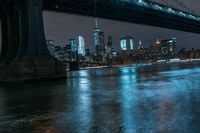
[41,0,200,51]
[1,1,200,133]
[42,11,200,52]
[1,0,200,52]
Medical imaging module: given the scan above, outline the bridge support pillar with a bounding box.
[0,0,66,82]
[0,10,8,61]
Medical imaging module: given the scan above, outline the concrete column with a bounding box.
[4,3,19,61]
[24,0,49,57]
[16,0,29,58]
[0,0,66,82]
[0,11,8,61]
[1,0,49,60]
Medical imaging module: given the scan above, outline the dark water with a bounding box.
[0,64,200,133]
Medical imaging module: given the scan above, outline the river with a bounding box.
[0,63,200,133]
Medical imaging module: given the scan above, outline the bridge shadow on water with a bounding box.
[0,63,200,132]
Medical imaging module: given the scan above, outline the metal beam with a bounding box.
[44,0,200,34]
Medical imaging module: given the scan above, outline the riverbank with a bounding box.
[66,58,200,72]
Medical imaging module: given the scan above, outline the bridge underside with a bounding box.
[44,0,200,34]
[0,0,200,81]
[0,0,66,82]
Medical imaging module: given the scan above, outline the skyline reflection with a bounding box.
[0,64,200,132]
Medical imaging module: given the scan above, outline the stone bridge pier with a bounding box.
[0,0,66,82]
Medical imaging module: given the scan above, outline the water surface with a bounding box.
[0,64,200,133]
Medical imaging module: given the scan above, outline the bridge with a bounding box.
[0,0,199,82]
[44,0,200,33]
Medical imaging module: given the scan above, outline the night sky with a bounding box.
[1,0,200,52]
[43,0,200,51]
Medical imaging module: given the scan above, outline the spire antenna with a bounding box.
[95,18,98,28]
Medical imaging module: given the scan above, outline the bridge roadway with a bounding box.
[0,0,200,34]
[43,0,200,34]
[0,0,200,82]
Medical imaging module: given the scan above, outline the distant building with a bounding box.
[94,27,101,46]
[66,44,72,51]
[120,39,127,51]
[137,40,144,50]
[155,39,161,46]
[106,36,113,64]
[46,40,55,55]
[107,36,112,48]
[69,39,77,52]
[55,46,62,52]
[120,36,135,51]
[160,37,177,56]
[154,37,177,59]
[97,32,105,55]
[78,35,86,56]
[85,49,90,57]
[93,18,107,62]
[120,36,135,64]
[93,27,105,62]
[69,39,78,61]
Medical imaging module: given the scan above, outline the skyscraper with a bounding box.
[69,39,77,52]
[78,35,85,56]
[69,39,78,61]
[93,18,105,62]
[120,39,127,51]
[130,38,134,50]
[106,36,113,65]
[94,18,101,47]
[120,36,135,51]
[160,37,177,56]
[94,28,101,46]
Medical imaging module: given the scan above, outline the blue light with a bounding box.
[119,0,200,22]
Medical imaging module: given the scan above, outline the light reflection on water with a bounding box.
[0,64,200,133]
